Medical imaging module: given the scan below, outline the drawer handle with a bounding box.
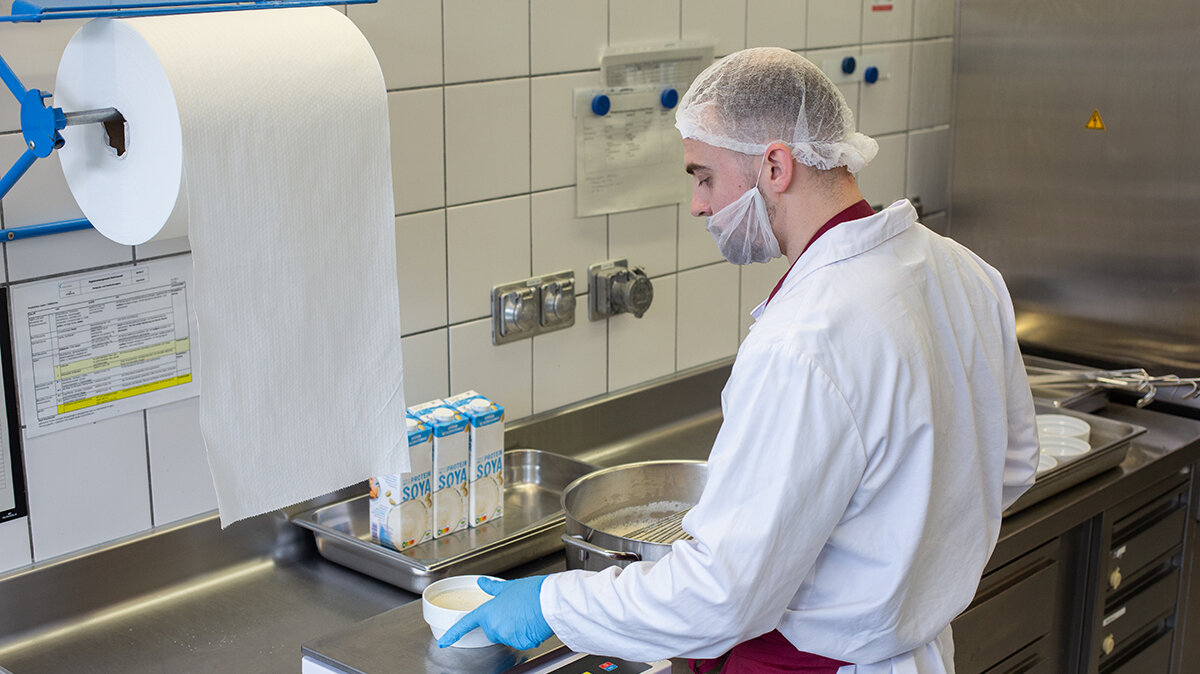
[1109,566,1122,591]
[1102,633,1115,655]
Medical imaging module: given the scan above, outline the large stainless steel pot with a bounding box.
[560,460,707,571]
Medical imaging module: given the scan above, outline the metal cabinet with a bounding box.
[1086,473,1189,674]
[950,530,1094,671]
[1170,465,1200,674]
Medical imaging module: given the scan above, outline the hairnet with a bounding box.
[675,47,878,174]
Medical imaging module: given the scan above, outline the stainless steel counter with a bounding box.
[2,361,1199,673]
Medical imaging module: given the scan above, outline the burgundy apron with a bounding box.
[689,201,875,674]
[688,630,850,673]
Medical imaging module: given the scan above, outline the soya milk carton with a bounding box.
[445,391,505,527]
[410,400,470,538]
[369,412,433,551]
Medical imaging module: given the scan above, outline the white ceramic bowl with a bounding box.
[1036,414,1091,443]
[421,575,501,648]
[1036,453,1058,474]
[1040,435,1090,458]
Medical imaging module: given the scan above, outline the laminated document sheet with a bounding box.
[601,41,714,89]
[10,256,198,438]
[575,86,691,217]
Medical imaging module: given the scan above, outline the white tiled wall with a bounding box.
[0,0,956,570]
[146,398,218,526]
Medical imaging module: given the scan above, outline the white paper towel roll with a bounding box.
[55,7,409,525]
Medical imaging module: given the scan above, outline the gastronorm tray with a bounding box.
[291,448,598,593]
[1024,354,1109,412]
[1004,405,1145,515]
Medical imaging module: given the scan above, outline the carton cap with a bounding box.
[433,407,456,420]
[470,398,492,411]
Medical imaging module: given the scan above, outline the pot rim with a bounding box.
[560,458,707,504]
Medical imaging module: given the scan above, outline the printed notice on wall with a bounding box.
[601,41,714,90]
[11,256,198,438]
[575,86,692,217]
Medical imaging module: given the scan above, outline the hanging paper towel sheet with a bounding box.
[54,7,409,526]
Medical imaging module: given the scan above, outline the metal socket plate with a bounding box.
[491,270,575,345]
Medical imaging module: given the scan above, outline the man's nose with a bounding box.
[690,192,710,218]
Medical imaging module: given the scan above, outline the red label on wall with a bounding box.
[872,3,895,11]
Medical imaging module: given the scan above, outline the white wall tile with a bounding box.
[402,329,450,404]
[446,196,531,323]
[807,0,862,49]
[533,299,607,413]
[347,0,442,90]
[858,42,911,136]
[739,256,791,337]
[914,0,955,39]
[0,20,85,133]
[609,204,678,278]
[906,125,951,215]
[0,518,32,573]
[804,47,861,119]
[678,202,724,269]
[909,38,953,129]
[390,88,446,215]
[862,0,913,44]
[0,135,133,281]
[922,209,947,235]
[397,209,448,334]
[450,318,532,420]
[146,398,217,526]
[531,0,608,75]
[677,263,739,369]
[531,188,607,293]
[608,275,676,391]
[609,0,681,47]
[855,132,906,210]
[444,0,530,83]
[25,412,151,561]
[135,237,190,261]
[682,0,748,57]
[444,79,531,205]
[531,72,601,192]
[747,0,808,50]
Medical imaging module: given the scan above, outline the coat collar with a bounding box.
[750,199,918,321]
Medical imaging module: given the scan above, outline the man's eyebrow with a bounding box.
[685,163,708,175]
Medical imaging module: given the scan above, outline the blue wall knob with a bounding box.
[841,56,856,74]
[660,88,679,109]
[591,94,611,116]
[864,66,880,84]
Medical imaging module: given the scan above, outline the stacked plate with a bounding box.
[1036,414,1092,474]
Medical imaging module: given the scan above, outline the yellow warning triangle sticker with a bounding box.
[1086,109,1106,130]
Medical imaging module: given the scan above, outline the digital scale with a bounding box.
[300,597,675,674]
[301,645,672,674]
[507,646,672,674]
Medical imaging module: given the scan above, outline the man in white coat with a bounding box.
[440,47,1040,674]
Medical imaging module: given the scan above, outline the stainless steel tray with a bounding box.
[1005,405,1145,515]
[291,449,598,593]
[1024,354,1109,412]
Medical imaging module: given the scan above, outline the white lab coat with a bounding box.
[541,200,1039,673]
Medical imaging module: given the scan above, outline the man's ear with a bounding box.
[764,142,794,195]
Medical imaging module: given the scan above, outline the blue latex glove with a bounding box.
[436,575,554,650]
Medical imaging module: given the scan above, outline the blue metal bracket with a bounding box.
[0,0,375,241]
[2,0,375,23]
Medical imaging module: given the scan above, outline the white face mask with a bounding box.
[704,154,782,265]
